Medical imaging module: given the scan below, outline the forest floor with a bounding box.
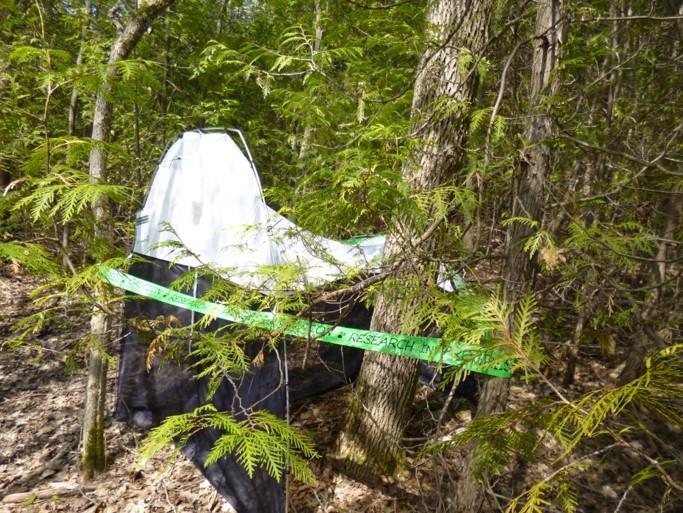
[0,270,668,513]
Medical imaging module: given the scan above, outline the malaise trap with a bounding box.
[103,128,510,513]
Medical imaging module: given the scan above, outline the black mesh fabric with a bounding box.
[114,256,367,513]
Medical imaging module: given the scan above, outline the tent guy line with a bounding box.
[100,266,511,378]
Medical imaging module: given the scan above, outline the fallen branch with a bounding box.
[2,485,96,504]
[5,446,72,491]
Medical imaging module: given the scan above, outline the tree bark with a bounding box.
[298,0,324,161]
[68,0,90,137]
[618,189,681,385]
[336,0,494,479]
[81,0,175,480]
[61,0,92,270]
[453,1,563,511]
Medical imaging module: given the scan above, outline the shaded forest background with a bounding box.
[1,0,681,512]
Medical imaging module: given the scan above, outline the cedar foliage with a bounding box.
[0,0,681,511]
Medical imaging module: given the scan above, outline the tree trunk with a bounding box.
[453,1,563,511]
[336,0,494,479]
[81,0,175,480]
[68,0,90,137]
[298,0,324,161]
[618,189,681,385]
[61,0,92,270]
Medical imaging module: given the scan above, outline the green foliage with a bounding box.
[506,467,578,513]
[140,404,318,482]
[565,220,655,269]
[424,401,540,474]
[0,241,59,275]
[464,290,547,374]
[548,345,683,458]
[14,169,129,223]
[428,331,683,512]
[187,330,250,398]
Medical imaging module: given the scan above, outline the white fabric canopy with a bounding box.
[134,130,385,290]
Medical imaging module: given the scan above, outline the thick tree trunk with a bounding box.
[453,1,563,511]
[81,0,175,480]
[336,0,494,478]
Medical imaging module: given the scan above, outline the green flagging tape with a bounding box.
[100,267,511,378]
[341,235,378,245]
